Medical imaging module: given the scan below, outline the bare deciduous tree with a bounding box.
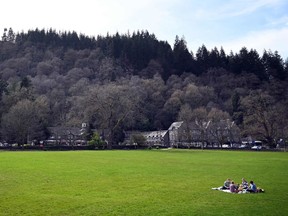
[1,99,47,144]
[242,91,287,147]
[84,83,140,148]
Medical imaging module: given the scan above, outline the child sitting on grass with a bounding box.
[229,181,239,193]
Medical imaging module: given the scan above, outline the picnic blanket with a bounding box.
[212,186,238,193]
[212,186,264,194]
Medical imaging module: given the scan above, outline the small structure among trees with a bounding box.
[45,125,87,146]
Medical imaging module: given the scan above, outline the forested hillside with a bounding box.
[0,28,287,147]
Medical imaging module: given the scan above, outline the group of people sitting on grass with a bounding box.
[221,178,264,193]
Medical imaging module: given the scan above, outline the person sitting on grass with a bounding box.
[241,178,249,189]
[229,181,239,193]
[246,180,257,193]
[221,178,231,190]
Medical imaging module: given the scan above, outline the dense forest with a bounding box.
[0,28,287,148]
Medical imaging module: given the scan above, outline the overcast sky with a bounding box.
[1,0,288,59]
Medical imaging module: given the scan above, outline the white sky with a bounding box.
[1,0,288,59]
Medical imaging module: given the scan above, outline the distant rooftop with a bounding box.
[168,121,184,130]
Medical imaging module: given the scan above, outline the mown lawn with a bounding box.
[0,149,287,216]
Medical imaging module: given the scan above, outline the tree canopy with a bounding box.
[0,28,287,146]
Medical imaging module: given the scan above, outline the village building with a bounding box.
[142,130,170,147]
[168,121,184,147]
[123,130,169,147]
[45,123,87,146]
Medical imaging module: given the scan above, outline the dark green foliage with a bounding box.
[196,44,210,74]
[232,91,241,113]
[20,76,31,89]
[1,28,284,82]
[173,36,195,75]
[88,132,106,149]
[232,91,243,126]
[15,28,96,51]
[262,50,286,80]
[229,48,267,81]
[96,30,168,74]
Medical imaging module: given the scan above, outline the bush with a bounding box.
[88,132,106,149]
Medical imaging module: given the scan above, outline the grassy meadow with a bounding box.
[0,149,287,216]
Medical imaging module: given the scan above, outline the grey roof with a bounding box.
[142,130,168,138]
[168,121,184,130]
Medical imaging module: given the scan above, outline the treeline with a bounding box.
[0,28,287,148]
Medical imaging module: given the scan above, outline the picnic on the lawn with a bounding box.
[212,178,265,194]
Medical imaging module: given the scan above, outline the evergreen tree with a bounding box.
[7,28,15,42]
[1,28,15,42]
[262,50,286,80]
[232,91,243,126]
[173,36,194,75]
[20,76,32,89]
[1,28,7,41]
[196,44,209,74]
[219,47,228,68]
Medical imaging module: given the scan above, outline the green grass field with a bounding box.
[0,149,287,216]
